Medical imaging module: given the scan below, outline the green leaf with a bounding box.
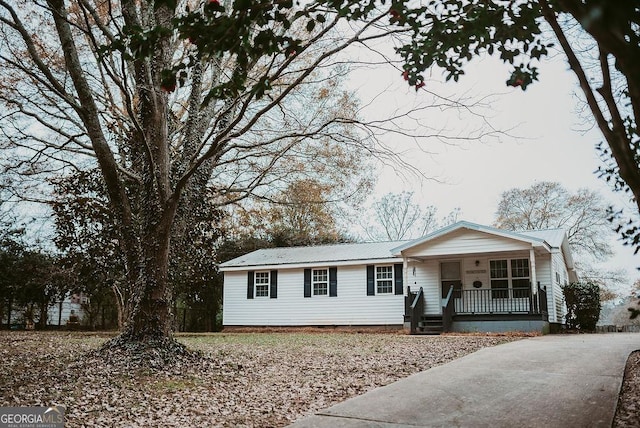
[306,20,316,32]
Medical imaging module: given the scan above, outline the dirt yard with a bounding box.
[1,331,521,427]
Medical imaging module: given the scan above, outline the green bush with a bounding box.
[562,281,601,331]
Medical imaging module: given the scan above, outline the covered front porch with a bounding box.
[404,283,549,334]
[391,222,567,334]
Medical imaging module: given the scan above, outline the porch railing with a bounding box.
[454,284,548,317]
[538,285,548,319]
[404,286,424,334]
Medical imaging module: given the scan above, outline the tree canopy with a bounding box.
[494,181,614,259]
[362,191,460,241]
[1,0,476,355]
[390,0,639,249]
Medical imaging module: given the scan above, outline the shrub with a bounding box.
[562,281,601,331]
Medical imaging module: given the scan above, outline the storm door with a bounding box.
[440,261,462,300]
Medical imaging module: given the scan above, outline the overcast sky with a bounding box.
[349,50,639,291]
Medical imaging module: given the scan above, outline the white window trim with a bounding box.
[312,268,329,297]
[375,265,394,295]
[254,271,270,298]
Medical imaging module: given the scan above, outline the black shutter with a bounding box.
[394,263,403,295]
[366,265,375,296]
[304,268,311,298]
[329,267,337,297]
[270,270,278,299]
[247,271,254,299]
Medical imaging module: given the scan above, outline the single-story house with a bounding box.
[219,221,577,333]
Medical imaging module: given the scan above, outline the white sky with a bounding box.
[349,51,640,291]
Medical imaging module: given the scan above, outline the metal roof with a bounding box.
[219,240,408,269]
[519,228,567,248]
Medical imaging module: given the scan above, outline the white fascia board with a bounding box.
[219,257,404,272]
[392,220,550,255]
[534,240,553,253]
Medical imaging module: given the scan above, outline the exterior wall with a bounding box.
[406,259,440,315]
[403,229,531,258]
[223,265,404,326]
[48,299,85,327]
[3,296,85,328]
[551,250,569,324]
[534,254,556,322]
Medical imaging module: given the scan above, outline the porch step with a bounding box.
[416,316,444,335]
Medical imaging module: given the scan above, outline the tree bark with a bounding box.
[47,0,181,350]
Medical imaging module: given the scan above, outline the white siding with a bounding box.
[462,257,490,291]
[406,260,440,314]
[534,254,556,322]
[403,229,531,258]
[551,251,569,324]
[223,265,403,326]
[48,301,84,326]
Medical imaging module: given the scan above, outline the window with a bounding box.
[248,270,277,299]
[367,265,402,296]
[312,269,328,296]
[255,271,270,297]
[490,259,530,298]
[511,259,530,298]
[376,266,393,294]
[490,260,509,298]
[305,267,337,298]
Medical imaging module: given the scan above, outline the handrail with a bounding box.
[410,287,423,311]
[538,284,548,320]
[442,285,454,332]
[409,287,424,334]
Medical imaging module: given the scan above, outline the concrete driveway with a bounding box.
[289,333,640,428]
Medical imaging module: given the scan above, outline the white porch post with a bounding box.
[403,257,409,295]
[530,247,537,294]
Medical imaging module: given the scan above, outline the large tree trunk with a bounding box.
[102,216,190,360]
[122,228,173,340]
[49,0,185,356]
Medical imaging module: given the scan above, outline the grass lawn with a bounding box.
[1,330,520,427]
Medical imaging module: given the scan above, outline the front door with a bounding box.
[440,261,462,306]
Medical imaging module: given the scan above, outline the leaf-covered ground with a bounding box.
[614,350,640,428]
[0,330,522,427]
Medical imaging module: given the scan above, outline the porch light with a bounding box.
[475,260,480,266]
